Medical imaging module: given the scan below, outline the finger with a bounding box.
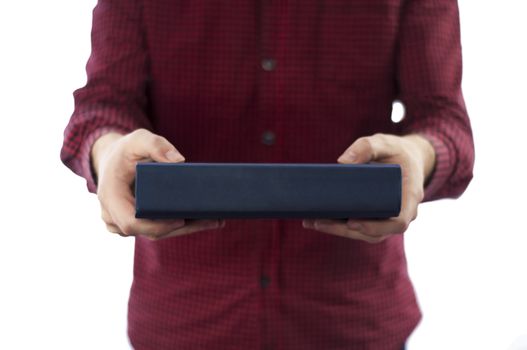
[343,175,422,238]
[127,129,185,163]
[154,219,223,240]
[105,223,122,234]
[337,134,398,164]
[302,219,315,229]
[345,218,408,238]
[392,161,423,226]
[104,181,185,236]
[107,224,133,238]
[102,205,131,237]
[342,173,421,238]
[101,208,113,226]
[308,219,390,244]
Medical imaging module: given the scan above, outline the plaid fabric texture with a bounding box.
[61,0,474,349]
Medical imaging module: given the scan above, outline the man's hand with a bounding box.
[302,133,436,243]
[92,128,224,240]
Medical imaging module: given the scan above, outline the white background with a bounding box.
[0,0,526,349]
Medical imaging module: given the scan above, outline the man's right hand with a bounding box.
[91,128,224,240]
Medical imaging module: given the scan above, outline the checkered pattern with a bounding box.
[61,0,474,349]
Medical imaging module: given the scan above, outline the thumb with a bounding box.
[337,136,375,164]
[128,129,185,163]
[163,148,185,163]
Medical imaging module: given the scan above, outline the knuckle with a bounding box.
[410,187,425,202]
[397,219,410,233]
[131,128,149,138]
[150,135,166,147]
[359,137,375,155]
[120,220,137,236]
[372,132,385,140]
[412,207,418,221]
[372,133,388,144]
[105,224,119,234]
[150,136,173,157]
[361,136,374,148]
[407,187,424,205]
[354,136,368,146]
[100,211,111,225]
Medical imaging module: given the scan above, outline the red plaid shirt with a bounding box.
[61,0,474,349]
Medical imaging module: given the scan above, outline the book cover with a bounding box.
[135,162,401,219]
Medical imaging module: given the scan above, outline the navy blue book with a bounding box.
[135,163,401,219]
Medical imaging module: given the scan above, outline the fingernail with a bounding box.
[347,152,357,162]
[165,150,184,162]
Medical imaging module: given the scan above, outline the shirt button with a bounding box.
[261,131,276,146]
[260,275,271,289]
[261,58,276,71]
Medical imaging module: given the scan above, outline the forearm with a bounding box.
[396,0,474,201]
[60,0,152,193]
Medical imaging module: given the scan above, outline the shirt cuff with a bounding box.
[417,132,454,202]
[80,126,127,193]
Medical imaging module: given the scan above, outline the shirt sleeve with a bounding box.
[60,0,152,193]
[395,0,475,202]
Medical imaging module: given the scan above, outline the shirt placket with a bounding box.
[258,1,288,349]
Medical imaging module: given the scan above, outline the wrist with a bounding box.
[402,134,436,183]
[91,132,124,178]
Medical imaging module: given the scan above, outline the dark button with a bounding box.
[260,275,270,289]
[261,58,276,71]
[261,131,276,146]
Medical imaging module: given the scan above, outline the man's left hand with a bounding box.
[303,133,436,243]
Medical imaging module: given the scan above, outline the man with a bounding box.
[61,0,474,348]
